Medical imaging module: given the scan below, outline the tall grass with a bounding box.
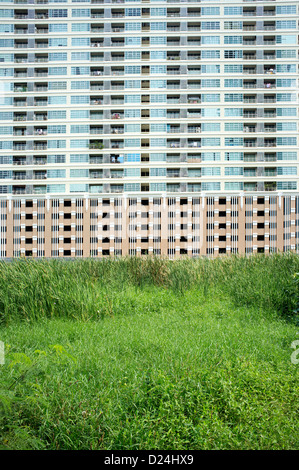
[0,253,299,449]
[0,253,298,324]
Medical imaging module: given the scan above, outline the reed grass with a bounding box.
[0,253,298,449]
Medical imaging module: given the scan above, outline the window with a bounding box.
[71,110,89,119]
[49,9,68,17]
[72,23,90,32]
[276,21,296,30]
[224,36,242,44]
[202,138,220,147]
[225,108,243,117]
[225,152,243,161]
[49,67,67,76]
[225,64,243,74]
[49,52,67,61]
[201,79,220,88]
[201,36,220,45]
[49,25,68,33]
[48,169,66,178]
[48,125,66,134]
[224,6,242,16]
[224,50,243,59]
[201,22,220,30]
[48,96,67,105]
[202,123,220,132]
[71,8,90,17]
[49,38,67,47]
[48,82,67,90]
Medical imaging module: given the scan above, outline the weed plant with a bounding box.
[0,253,298,449]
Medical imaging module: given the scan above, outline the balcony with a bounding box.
[167,141,181,149]
[264,67,276,74]
[111,9,125,18]
[15,42,28,49]
[244,183,257,192]
[188,96,201,104]
[34,128,47,136]
[12,187,26,195]
[110,171,123,179]
[244,126,256,133]
[90,126,104,135]
[264,110,276,118]
[111,112,124,119]
[90,82,104,91]
[34,100,48,107]
[14,85,27,92]
[167,24,180,32]
[188,126,201,134]
[264,140,276,147]
[90,111,103,119]
[244,140,257,147]
[111,126,124,134]
[35,11,49,19]
[34,172,47,180]
[110,185,123,194]
[89,141,104,150]
[34,143,47,151]
[13,172,26,180]
[34,113,47,121]
[264,96,276,103]
[14,114,27,122]
[91,54,104,62]
[167,126,180,134]
[89,171,103,179]
[264,182,276,192]
[188,140,201,148]
[14,99,27,107]
[244,53,256,60]
[91,40,104,47]
[15,55,28,64]
[90,69,104,76]
[33,157,47,165]
[15,28,28,34]
[90,98,103,105]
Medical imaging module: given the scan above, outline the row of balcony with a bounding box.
[10,123,292,137]
[9,152,280,167]
[11,94,283,108]
[9,181,284,196]
[7,137,290,152]
[8,166,284,181]
[9,108,285,122]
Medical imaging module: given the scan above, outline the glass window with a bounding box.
[71,23,90,32]
[202,123,220,132]
[49,53,67,61]
[47,169,66,178]
[48,96,67,105]
[201,36,220,45]
[71,110,89,119]
[48,125,66,134]
[49,9,68,17]
[201,50,220,59]
[201,152,220,161]
[71,9,90,17]
[72,37,90,47]
[71,125,89,133]
[70,154,89,163]
[202,138,220,147]
[49,24,67,32]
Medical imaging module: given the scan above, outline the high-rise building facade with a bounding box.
[0,0,298,258]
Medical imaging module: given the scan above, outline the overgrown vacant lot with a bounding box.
[0,254,298,450]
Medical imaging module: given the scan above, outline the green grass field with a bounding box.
[0,254,298,450]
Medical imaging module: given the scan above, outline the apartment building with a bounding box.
[0,0,298,258]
